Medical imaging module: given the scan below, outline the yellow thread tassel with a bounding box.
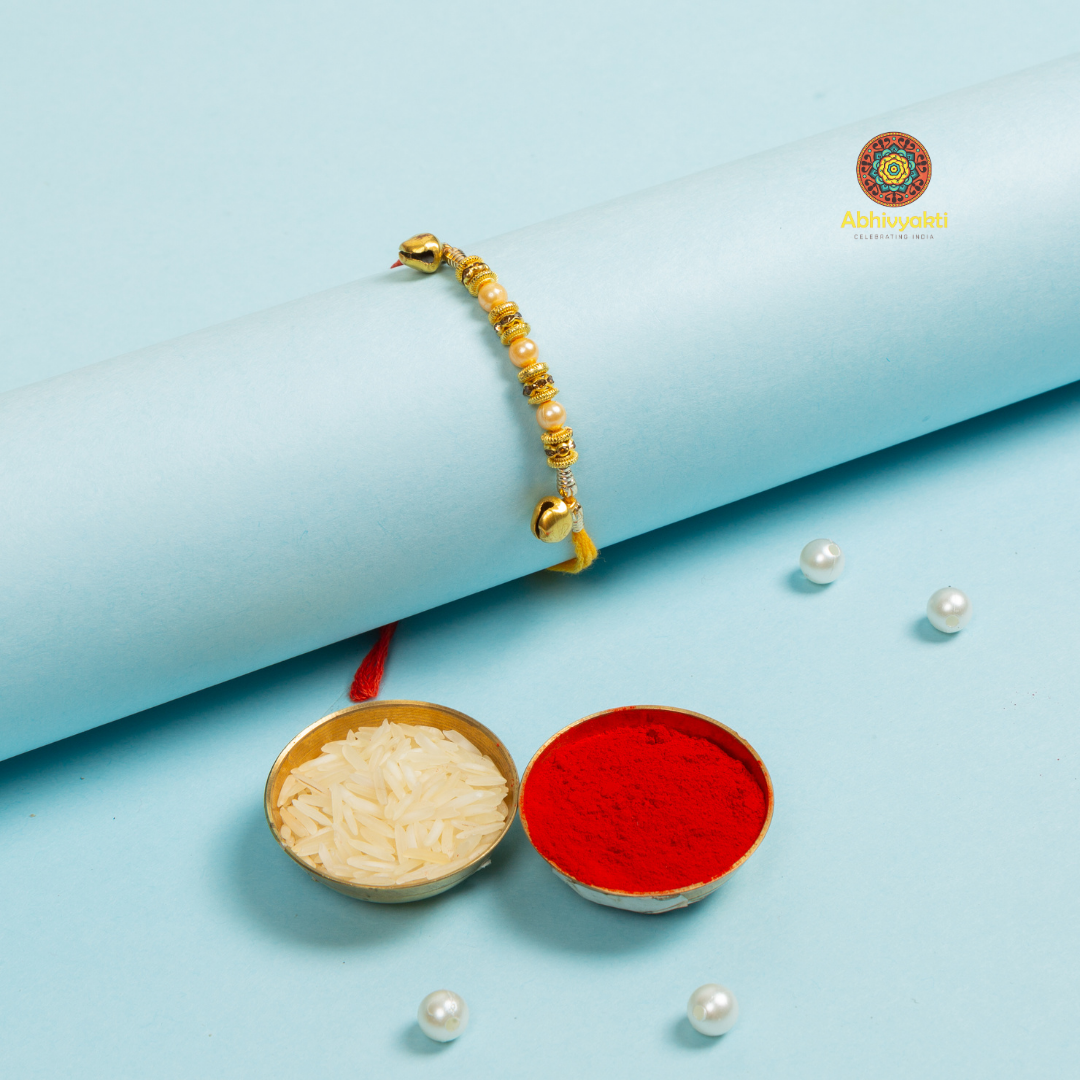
[547,528,599,574]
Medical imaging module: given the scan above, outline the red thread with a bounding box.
[522,712,768,892]
[349,622,398,702]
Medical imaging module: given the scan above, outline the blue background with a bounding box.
[5,55,1078,758]
[2,4,1079,1077]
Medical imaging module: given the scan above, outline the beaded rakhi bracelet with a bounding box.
[394,234,598,574]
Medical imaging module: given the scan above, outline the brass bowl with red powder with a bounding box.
[519,705,773,914]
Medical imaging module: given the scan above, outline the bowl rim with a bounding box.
[518,704,774,899]
[264,699,520,896]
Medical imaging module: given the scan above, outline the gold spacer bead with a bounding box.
[544,434,575,451]
[541,428,577,468]
[455,255,484,284]
[499,319,530,346]
[460,260,494,290]
[528,385,559,405]
[546,448,579,469]
[517,362,548,383]
[466,268,497,296]
[461,264,489,289]
[540,425,574,447]
[487,301,519,325]
[492,310,523,336]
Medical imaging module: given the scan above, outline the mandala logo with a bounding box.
[856,131,931,207]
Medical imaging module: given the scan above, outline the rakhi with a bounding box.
[394,233,599,574]
[349,234,601,704]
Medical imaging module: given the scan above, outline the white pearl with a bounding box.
[926,587,972,633]
[417,990,469,1042]
[799,538,845,584]
[687,983,739,1037]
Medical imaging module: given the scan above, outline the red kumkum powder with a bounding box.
[523,720,768,893]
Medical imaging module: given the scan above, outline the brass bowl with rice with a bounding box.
[265,700,519,903]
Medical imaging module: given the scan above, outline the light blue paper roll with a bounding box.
[2,56,1078,761]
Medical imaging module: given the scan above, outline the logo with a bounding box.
[856,131,931,206]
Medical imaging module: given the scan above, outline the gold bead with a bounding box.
[455,255,484,283]
[487,301,519,325]
[540,426,573,447]
[527,384,559,405]
[517,362,547,383]
[397,234,443,273]
[546,448,578,469]
[459,258,497,295]
[530,495,574,543]
[491,307,522,334]
[521,365,557,403]
[499,318,530,346]
[541,426,578,469]
[465,269,497,296]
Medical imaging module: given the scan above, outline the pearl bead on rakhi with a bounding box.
[509,336,539,367]
[536,400,566,430]
[394,233,598,573]
[477,280,508,312]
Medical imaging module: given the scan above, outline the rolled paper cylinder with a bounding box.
[1,56,1079,760]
